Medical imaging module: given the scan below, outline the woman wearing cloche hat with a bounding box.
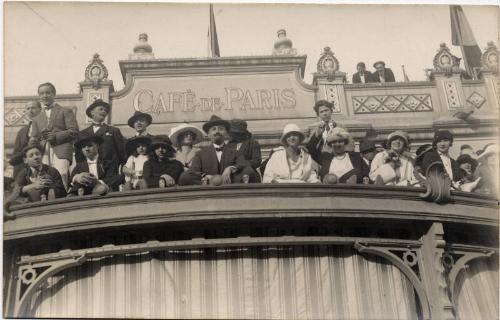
[369,130,418,186]
[262,123,320,183]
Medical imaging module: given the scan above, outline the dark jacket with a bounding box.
[10,124,31,178]
[371,68,396,83]
[76,124,127,165]
[14,164,67,199]
[352,71,373,84]
[68,158,123,194]
[306,132,326,164]
[227,136,262,169]
[188,145,248,176]
[318,152,370,183]
[143,158,184,188]
[421,150,463,182]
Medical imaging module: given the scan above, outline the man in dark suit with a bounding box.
[10,101,42,178]
[226,119,262,182]
[76,99,127,166]
[422,130,464,185]
[179,115,257,185]
[30,82,79,188]
[69,134,123,195]
[352,62,373,84]
[372,61,396,83]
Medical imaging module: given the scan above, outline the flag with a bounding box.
[402,65,410,82]
[208,4,220,58]
[450,5,482,78]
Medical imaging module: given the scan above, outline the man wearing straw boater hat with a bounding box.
[179,115,257,186]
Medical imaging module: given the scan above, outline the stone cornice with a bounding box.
[118,55,308,83]
[5,185,498,242]
[4,94,82,103]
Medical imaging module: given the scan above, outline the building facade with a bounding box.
[3,32,499,319]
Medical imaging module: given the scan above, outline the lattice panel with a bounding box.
[352,94,433,114]
[443,81,462,110]
[4,107,30,127]
[324,85,342,113]
[466,92,486,109]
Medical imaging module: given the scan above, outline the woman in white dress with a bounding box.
[263,124,320,183]
[369,130,418,186]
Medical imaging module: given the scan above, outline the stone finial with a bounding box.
[84,53,109,88]
[432,43,462,74]
[317,46,340,77]
[272,29,297,56]
[129,33,155,60]
[481,41,499,73]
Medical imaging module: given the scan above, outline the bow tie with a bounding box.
[44,106,52,111]
[215,145,224,152]
[87,159,98,164]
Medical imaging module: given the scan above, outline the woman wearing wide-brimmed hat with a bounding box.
[369,130,417,186]
[318,128,369,184]
[262,124,320,183]
[169,123,204,171]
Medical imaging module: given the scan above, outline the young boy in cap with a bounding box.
[76,99,127,166]
[69,133,123,196]
[143,135,184,188]
[227,119,262,182]
[128,111,153,137]
[422,130,463,184]
[306,100,337,163]
[11,143,66,202]
[179,115,256,185]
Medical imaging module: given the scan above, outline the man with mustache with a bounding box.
[179,115,256,185]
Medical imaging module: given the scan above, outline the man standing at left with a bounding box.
[10,101,42,178]
[30,82,79,188]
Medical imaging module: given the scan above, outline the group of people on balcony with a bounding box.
[351,61,396,84]
[4,82,498,208]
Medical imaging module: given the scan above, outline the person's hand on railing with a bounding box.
[160,174,175,187]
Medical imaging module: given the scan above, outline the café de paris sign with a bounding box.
[111,56,315,124]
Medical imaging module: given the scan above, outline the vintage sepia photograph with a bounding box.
[3,1,499,319]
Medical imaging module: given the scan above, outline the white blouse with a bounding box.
[263,148,320,183]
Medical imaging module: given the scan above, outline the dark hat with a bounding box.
[415,144,433,162]
[202,115,230,133]
[150,135,175,153]
[373,61,386,68]
[456,154,478,172]
[359,140,376,154]
[125,136,151,156]
[433,130,453,145]
[86,99,111,117]
[74,133,103,150]
[230,119,251,137]
[22,143,44,157]
[127,111,153,128]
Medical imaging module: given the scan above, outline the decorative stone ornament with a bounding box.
[129,33,155,60]
[481,41,499,73]
[84,53,109,88]
[317,47,339,74]
[272,29,297,56]
[432,43,461,74]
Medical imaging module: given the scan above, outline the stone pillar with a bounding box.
[419,222,455,320]
[78,54,114,128]
[479,42,499,112]
[312,47,347,117]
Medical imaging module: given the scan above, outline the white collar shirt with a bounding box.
[213,144,224,162]
[360,73,366,83]
[438,152,453,181]
[92,122,105,133]
[44,103,54,119]
[86,156,99,178]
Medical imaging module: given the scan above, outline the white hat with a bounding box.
[477,144,498,162]
[280,123,304,145]
[169,123,204,148]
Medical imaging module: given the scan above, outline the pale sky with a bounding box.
[4,2,498,97]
